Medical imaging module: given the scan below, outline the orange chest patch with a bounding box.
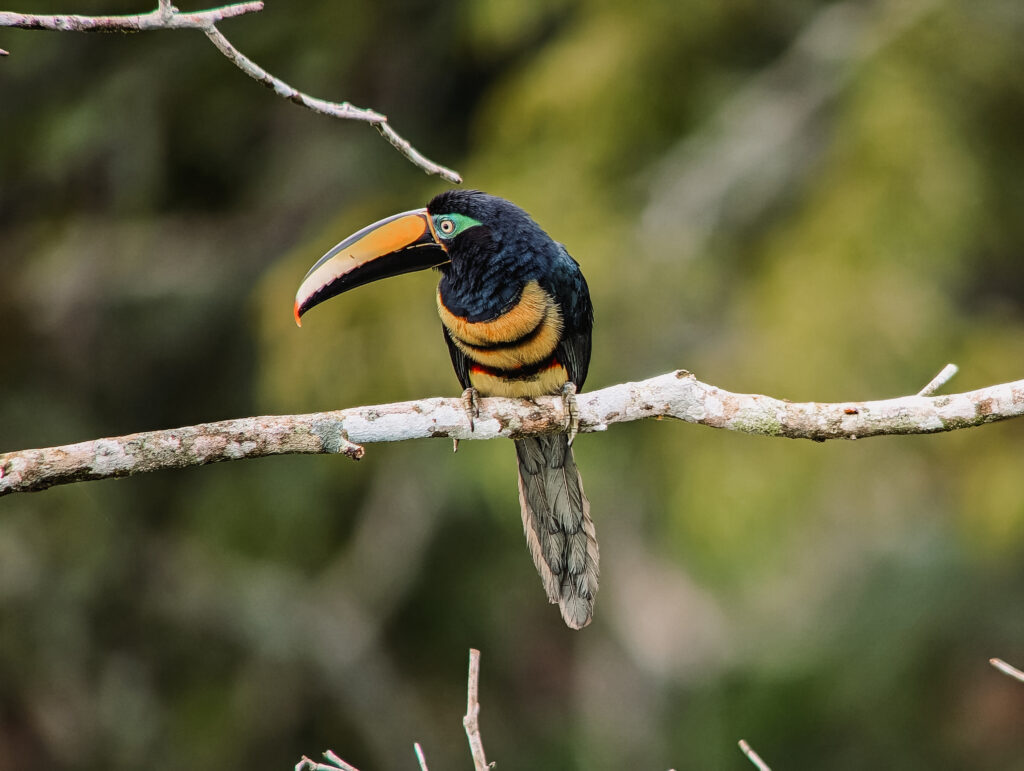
[448,302,563,371]
[437,280,552,347]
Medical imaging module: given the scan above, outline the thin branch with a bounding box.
[463,649,490,771]
[413,743,429,771]
[917,363,958,396]
[990,658,1024,684]
[294,651,483,771]
[738,740,772,771]
[0,3,461,182]
[201,25,380,123]
[4,367,1024,496]
[323,751,361,771]
[0,2,262,31]
[201,25,461,182]
[374,120,462,184]
[295,752,359,771]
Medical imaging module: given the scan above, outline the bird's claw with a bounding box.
[561,382,579,446]
[461,387,481,433]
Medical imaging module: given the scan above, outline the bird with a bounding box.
[293,190,598,629]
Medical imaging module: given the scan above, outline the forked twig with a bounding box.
[293,650,491,771]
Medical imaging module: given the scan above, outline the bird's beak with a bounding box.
[293,208,448,326]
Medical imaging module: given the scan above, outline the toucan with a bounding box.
[294,190,598,629]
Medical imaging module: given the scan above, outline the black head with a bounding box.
[426,190,554,259]
[293,190,561,325]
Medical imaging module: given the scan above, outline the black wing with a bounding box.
[550,260,594,391]
[557,329,592,391]
[442,325,473,390]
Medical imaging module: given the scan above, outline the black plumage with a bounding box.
[294,189,599,628]
[428,191,598,629]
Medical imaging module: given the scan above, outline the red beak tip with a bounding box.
[293,302,303,327]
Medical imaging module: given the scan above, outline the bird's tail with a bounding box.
[515,435,599,629]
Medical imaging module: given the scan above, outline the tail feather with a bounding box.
[515,435,599,629]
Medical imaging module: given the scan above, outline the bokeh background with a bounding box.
[3,0,1024,768]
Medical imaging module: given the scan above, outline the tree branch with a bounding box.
[462,649,489,771]
[3,367,1023,497]
[738,740,773,771]
[200,25,381,124]
[0,2,262,31]
[0,2,462,182]
[293,650,486,771]
[990,657,1024,684]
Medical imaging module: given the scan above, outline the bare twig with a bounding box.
[374,120,462,184]
[294,750,361,771]
[463,649,490,771]
[917,363,958,396]
[413,743,429,771]
[323,750,361,771]
[990,658,1024,684]
[200,25,380,123]
[293,651,484,771]
[0,2,461,181]
[201,25,461,181]
[738,740,773,771]
[0,2,262,31]
[4,367,1024,496]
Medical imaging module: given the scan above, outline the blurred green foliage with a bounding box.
[3,0,1024,769]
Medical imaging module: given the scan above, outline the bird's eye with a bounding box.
[439,217,456,235]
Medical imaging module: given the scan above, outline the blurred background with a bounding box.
[3,0,1024,768]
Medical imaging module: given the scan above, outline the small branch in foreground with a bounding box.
[294,651,485,771]
[0,2,461,182]
[990,657,1024,684]
[738,740,772,771]
[413,743,430,771]
[3,366,1024,497]
[294,749,360,771]
[463,649,490,771]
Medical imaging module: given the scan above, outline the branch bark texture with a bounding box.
[3,369,1024,497]
[0,2,262,31]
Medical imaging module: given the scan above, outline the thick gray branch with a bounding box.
[3,369,1024,497]
[0,2,462,182]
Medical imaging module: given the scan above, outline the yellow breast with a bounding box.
[438,279,568,398]
[436,280,552,347]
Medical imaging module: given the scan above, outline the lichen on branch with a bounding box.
[2,367,1023,497]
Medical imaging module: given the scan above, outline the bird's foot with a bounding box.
[461,387,481,433]
[561,382,579,446]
